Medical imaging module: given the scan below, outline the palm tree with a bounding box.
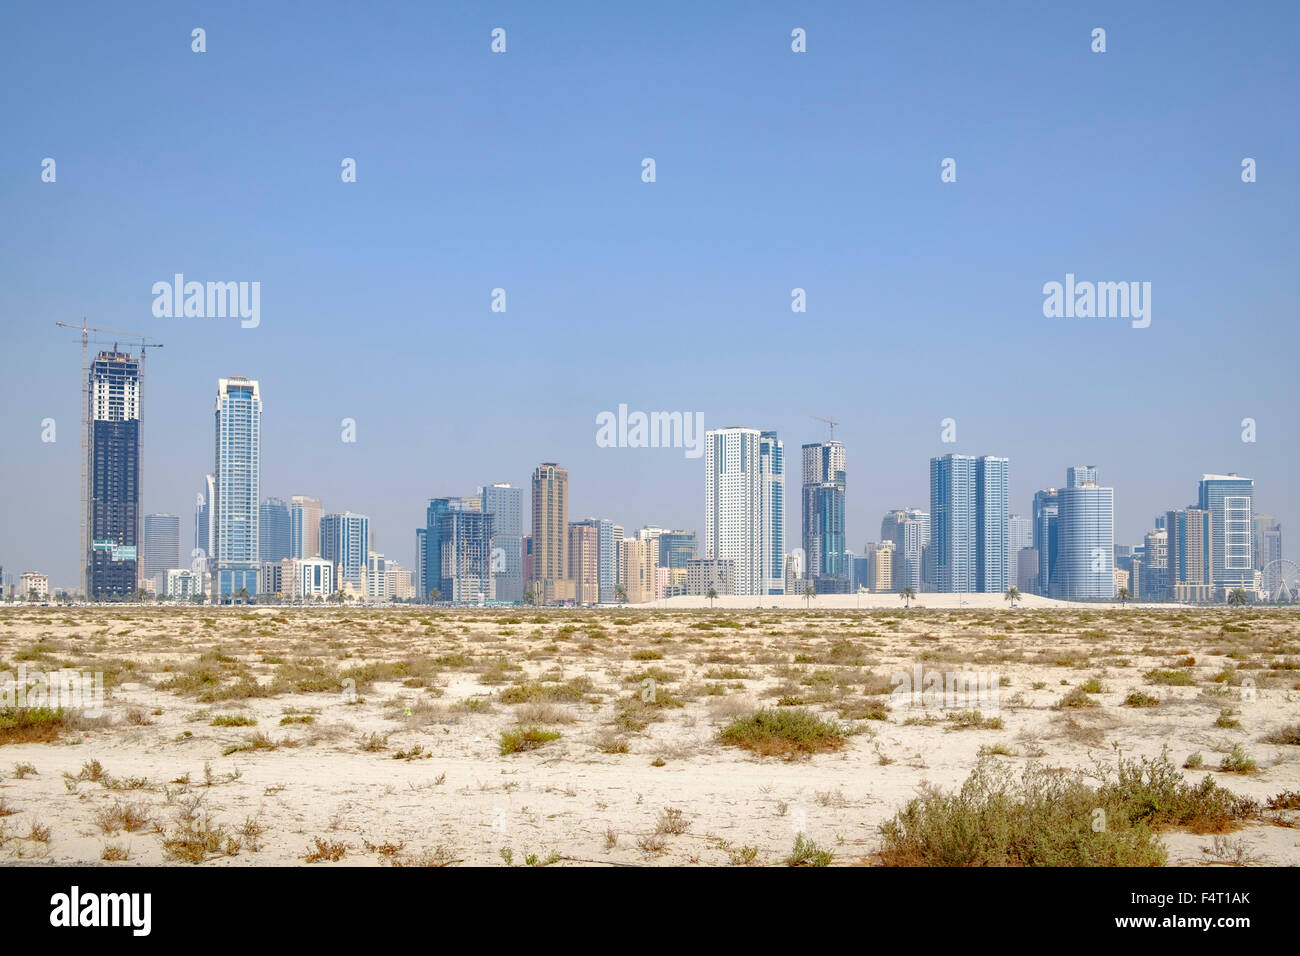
[428,588,443,604]
[1117,586,1129,606]
[900,586,917,609]
[1227,588,1248,607]
[1004,586,1021,604]
[803,582,816,608]
[706,586,718,609]
[615,585,628,605]
[235,587,250,605]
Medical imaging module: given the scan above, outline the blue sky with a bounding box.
[2,1,1297,586]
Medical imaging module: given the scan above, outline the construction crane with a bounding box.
[812,415,839,441]
[56,319,163,596]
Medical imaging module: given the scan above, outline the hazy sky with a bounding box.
[2,1,1297,587]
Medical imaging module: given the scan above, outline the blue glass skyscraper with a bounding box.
[213,377,261,601]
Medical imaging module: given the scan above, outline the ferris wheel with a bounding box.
[1260,559,1299,603]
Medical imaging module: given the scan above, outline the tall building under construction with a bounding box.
[86,350,142,598]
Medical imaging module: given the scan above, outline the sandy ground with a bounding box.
[1,604,1297,866]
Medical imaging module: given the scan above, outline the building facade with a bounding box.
[530,463,575,603]
[801,440,847,592]
[704,427,765,595]
[481,482,523,603]
[142,513,180,593]
[87,350,142,598]
[321,512,369,591]
[213,377,261,601]
[930,455,1008,593]
[1052,471,1116,600]
[1198,474,1255,591]
[259,497,291,565]
[289,495,322,559]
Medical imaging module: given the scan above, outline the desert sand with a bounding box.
[1,604,1297,866]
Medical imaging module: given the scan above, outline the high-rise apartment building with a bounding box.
[1032,489,1060,596]
[1252,514,1282,575]
[760,431,785,594]
[930,454,1008,593]
[880,508,929,593]
[1066,465,1098,488]
[1008,514,1032,590]
[1052,469,1115,600]
[195,475,214,560]
[568,521,600,604]
[142,513,180,592]
[1167,509,1212,602]
[213,377,261,600]
[704,427,779,596]
[802,440,847,592]
[86,350,142,598]
[1198,474,1255,591]
[656,530,698,571]
[259,497,291,564]
[530,463,575,603]
[289,495,322,559]
[481,483,523,603]
[321,512,369,590]
[622,536,658,603]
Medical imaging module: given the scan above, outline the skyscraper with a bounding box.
[656,530,698,572]
[195,475,214,560]
[1252,514,1281,575]
[321,512,369,590]
[259,497,291,564]
[760,431,785,594]
[142,513,180,592]
[530,463,575,603]
[289,495,322,559]
[704,427,764,596]
[1198,474,1255,591]
[568,521,600,604]
[801,440,848,592]
[481,483,523,602]
[975,456,1010,593]
[1032,488,1060,596]
[86,350,142,598]
[1052,469,1116,600]
[1167,508,1212,602]
[213,377,261,601]
[880,508,929,593]
[436,506,494,603]
[1008,514,1032,590]
[930,454,1009,593]
[1066,465,1098,488]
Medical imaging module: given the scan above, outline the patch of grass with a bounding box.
[93,801,152,834]
[210,714,257,727]
[0,707,66,745]
[1215,709,1241,729]
[499,726,561,755]
[1144,668,1195,686]
[947,710,1005,730]
[1218,745,1257,774]
[655,807,690,835]
[1054,687,1099,710]
[1260,723,1300,745]
[1123,691,1161,708]
[304,836,347,863]
[785,833,833,867]
[717,708,848,758]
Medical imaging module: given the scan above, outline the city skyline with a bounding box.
[3,3,1297,588]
